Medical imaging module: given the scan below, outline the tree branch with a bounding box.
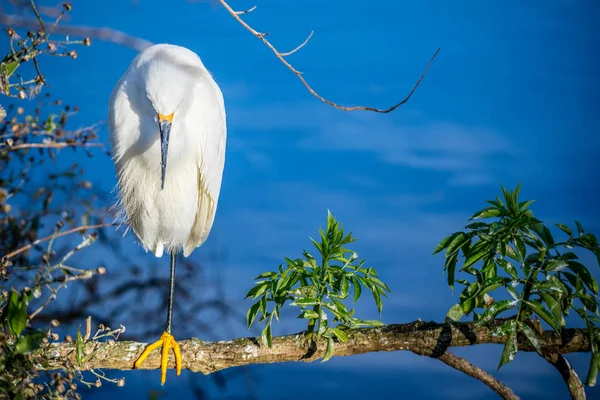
[217,0,440,113]
[2,222,114,261]
[413,350,520,400]
[543,353,586,400]
[0,13,153,51]
[36,321,590,374]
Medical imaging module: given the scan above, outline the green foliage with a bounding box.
[246,211,390,360]
[3,288,45,356]
[0,288,56,397]
[435,184,600,383]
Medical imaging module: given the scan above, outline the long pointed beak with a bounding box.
[158,118,172,190]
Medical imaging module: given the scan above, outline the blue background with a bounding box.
[3,0,600,398]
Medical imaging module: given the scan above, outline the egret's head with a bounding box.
[139,54,195,191]
[133,45,207,190]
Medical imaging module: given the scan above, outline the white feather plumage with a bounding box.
[108,44,226,257]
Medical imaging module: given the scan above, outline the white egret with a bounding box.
[108,44,226,384]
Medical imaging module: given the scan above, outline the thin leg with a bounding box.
[134,251,182,385]
[165,252,176,334]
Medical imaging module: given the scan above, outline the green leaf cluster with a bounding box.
[246,211,390,361]
[435,185,600,384]
[3,288,44,355]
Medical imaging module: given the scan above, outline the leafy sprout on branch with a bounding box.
[246,211,390,360]
[435,185,600,384]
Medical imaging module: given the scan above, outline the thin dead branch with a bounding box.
[0,142,104,150]
[0,13,152,51]
[2,222,114,260]
[217,0,439,113]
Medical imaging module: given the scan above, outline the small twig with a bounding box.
[235,5,256,15]
[3,222,114,260]
[47,6,67,38]
[29,0,45,32]
[0,14,153,51]
[0,142,104,151]
[280,31,313,57]
[217,0,439,113]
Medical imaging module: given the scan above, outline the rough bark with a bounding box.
[433,352,520,400]
[35,320,590,374]
[543,353,586,400]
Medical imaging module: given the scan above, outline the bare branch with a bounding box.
[280,30,313,57]
[217,0,439,113]
[0,142,104,151]
[235,5,256,15]
[2,222,114,260]
[543,353,586,400]
[421,350,520,400]
[0,13,153,51]
[28,0,45,32]
[37,321,591,374]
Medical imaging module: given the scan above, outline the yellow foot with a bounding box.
[134,331,182,385]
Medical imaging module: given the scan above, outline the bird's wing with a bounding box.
[184,75,227,256]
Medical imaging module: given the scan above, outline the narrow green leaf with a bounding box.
[323,337,335,362]
[293,298,319,306]
[254,271,277,279]
[446,303,464,322]
[540,291,565,328]
[531,223,554,246]
[586,353,599,387]
[497,259,518,279]
[568,261,598,294]
[245,282,270,299]
[298,310,319,319]
[433,233,458,254]
[340,276,349,298]
[372,287,383,313]
[545,260,568,272]
[465,222,489,230]
[447,254,457,293]
[445,233,470,258]
[514,237,526,262]
[555,223,572,237]
[462,248,487,270]
[524,300,561,332]
[351,276,362,303]
[498,323,518,369]
[471,207,501,220]
[246,301,261,328]
[562,271,584,293]
[517,321,543,355]
[476,300,517,325]
[330,327,348,342]
[491,320,515,337]
[261,324,272,348]
[519,199,535,211]
[575,220,584,235]
[7,290,27,338]
[506,285,519,300]
[360,320,385,327]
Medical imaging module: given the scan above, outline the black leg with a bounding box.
[165,252,176,334]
